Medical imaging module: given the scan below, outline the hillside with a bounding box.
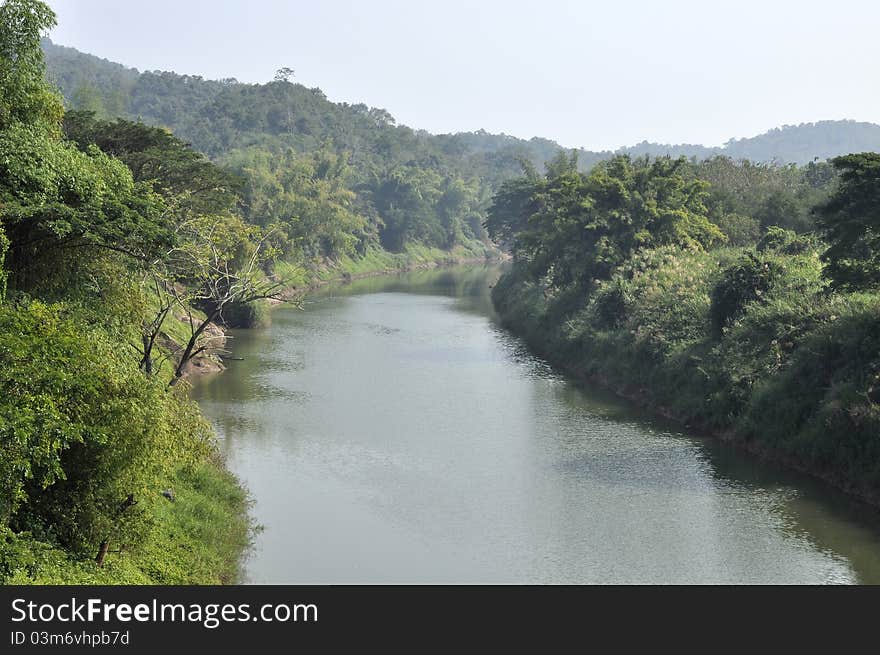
[43,38,880,170]
[42,39,571,168]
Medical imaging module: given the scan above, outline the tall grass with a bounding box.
[1,462,252,584]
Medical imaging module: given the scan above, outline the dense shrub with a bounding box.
[0,300,212,557]
[714,212,761,247]
[739,294,880,489]
[756,226,818,255]
[220,298,271,328]
[709,252,784,337]
[493,240,880,500]
[0,463,250,584]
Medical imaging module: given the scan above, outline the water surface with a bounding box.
[192,266,880,583]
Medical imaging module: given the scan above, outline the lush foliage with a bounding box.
[708,252,783,337]
[487,154,724,288]
[490,151,880,501]
[0,301,212,554]
[0,0,251,583]
[817,153,880,290]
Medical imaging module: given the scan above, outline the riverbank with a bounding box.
[274,241,504,300]
[2,248,501,585]
[491,252,880,508]
[1,462,251,584]
[0,302,252,585]
[31,245,496,586]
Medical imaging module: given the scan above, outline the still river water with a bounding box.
[191,265,880,584]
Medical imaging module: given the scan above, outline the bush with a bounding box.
[709,252,783,337]
[220,298,271,328]
[739,294,880,490]
[589,277,631,329]
[1,462,252,584]
[0,300,213,558]
[756,226,817,255]
[582,247,725,355]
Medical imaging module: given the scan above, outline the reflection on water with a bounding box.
[191,265,880,584]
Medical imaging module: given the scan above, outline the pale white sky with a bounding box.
[45,0,880,151]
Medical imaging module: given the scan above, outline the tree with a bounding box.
[485,163,543,253]
[816,152,880,290]
[0,300,212,560]
[273,67,295,83]
[0,0,62,131]
[0,8,175,295]
[165,214,283,385]
[226,146,368,260]
[488,155,725,289]
[0,127,174,292]
[62,111,242,216]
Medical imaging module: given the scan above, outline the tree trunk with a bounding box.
[95,540,109,566]
[170,308,220,385]
[140,334,153,375]
[95,494,137,566]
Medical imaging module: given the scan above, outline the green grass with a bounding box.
[273,240,496,288]
[0,461,252,584]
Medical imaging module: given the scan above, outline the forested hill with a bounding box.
[43,38,880,169]
[41,38,572,256]
[41,38,575,166]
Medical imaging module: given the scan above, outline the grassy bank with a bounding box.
[492,244,880,505]
[1,461,250,584]
[273,240,499,291]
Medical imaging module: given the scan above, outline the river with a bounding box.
[191,265,880,584]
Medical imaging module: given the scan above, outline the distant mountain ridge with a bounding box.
[42,38,880,167]
[616,120,880,165]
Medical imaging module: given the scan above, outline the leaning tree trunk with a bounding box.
[170,308,220,386]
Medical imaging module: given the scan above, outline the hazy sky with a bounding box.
[46,0,880,151]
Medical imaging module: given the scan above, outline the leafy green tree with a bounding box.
[0,124,173,292]
[0,300,211,560]
[71,82,106,116]
[696,156,832,240]
[63,111,242,216]
[712,212,761,246]
[370,164,444,251]
[226,146,367,260]
[0,0,62,131]
[0,0,258,578]
[816,152,880,290]
[0,5,173,295]
[488,154,725,289]
[755,189,812,232]
[709,252,783,337]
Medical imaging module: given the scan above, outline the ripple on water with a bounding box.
[192,266,880,584]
